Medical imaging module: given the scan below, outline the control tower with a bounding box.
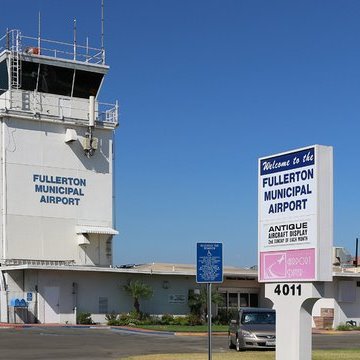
[0,29,118,268]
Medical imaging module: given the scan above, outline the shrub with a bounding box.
[336,323,360,331]
[117,313,130,325]
[76,312,93,325]
[118,313,136,326]
[184,313,203,325]
[213,309,236,325]
[106,312,154,326]
[172,316,188,326]
[161,314,175,325]
[105,313,120,326]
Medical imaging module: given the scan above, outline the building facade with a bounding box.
[0,29,118,322]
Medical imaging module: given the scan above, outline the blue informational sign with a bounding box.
[196,242,223,283]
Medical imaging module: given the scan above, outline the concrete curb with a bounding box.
[110,326,175,336]
[0,323,358,336]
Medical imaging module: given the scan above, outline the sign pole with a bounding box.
[208,282,212,360]
[266,282,324,360]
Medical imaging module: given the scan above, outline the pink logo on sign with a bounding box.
[260,248,315,281]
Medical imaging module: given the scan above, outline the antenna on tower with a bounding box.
[38,11,41,51]
[73,18,77,61]
[101,0,105,64]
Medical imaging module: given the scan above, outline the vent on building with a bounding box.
[333,247,352,266]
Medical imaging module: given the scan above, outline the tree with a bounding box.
[123,280,153,314]
[188,285,224,321]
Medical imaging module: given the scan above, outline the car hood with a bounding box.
[241,324,275,333]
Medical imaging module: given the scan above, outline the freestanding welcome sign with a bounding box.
[258,145,333,360]
[259,145,333,282]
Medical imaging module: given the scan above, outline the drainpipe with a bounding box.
[2,119,7,260]
[355,238,358,268]
[0,270,8,323]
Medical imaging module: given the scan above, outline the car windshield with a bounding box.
[241,311,275,325]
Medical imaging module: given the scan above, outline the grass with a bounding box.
[136,325,228,332]
[122,349,360,360]
[336,324,360,331]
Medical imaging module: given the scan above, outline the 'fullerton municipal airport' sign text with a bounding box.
[258,145,333,282]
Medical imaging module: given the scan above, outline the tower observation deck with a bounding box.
[0,29,118,127]
[0,29,119,267]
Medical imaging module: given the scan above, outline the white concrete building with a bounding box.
[0,29,119,323]
[2,263,265,324]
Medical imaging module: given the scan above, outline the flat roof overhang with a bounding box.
[0,263,257,278]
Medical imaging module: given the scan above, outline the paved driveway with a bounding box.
[0,327,359,359]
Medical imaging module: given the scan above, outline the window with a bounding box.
[240,294,248,307]
[241,311,275,325]
[20,61,104,99]
[219,291,259,309]
[21,61,39,91]
[250,293,258,307]
[229,293,238,308]
[0,60,8,94]
[99,297,108,314]
[73,69,103,98]
[38,64,73,96]
[220,292,227,307]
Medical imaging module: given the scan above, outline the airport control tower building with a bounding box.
[0,29,119,323]
[0,30,118,323]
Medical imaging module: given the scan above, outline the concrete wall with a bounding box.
[3,269,265,324]
[9,268,360,327]
[2,116,115,265]
[311,278,360,328]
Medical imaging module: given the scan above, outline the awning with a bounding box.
[76,225,119,235]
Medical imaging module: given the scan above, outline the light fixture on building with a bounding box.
[65,128,77,143]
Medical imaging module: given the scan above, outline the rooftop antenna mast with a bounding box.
[101,0,105,64]
[73,18,77,61]
[38,11,41,51]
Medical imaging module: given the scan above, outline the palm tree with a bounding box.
[188,285,224,320]
[123,280,153,314]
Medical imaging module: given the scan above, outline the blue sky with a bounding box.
[2,1,360,267]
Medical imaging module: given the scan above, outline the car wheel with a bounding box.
[228,335,235,349]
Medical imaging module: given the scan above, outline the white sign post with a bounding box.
[265,282,324,360]
[258,145,333,360]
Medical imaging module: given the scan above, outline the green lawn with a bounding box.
[122,349,360,360]
[137,324,228,332]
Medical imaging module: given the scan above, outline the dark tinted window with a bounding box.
[73,69,103,98]
[241,311,275,325]
[21,61,39,91]
[20,61,103,98]
[0,60,8,94]
[250,294,258,307]
[38,64,73,96]
[240,294,248,307]
[229,293,237,307]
